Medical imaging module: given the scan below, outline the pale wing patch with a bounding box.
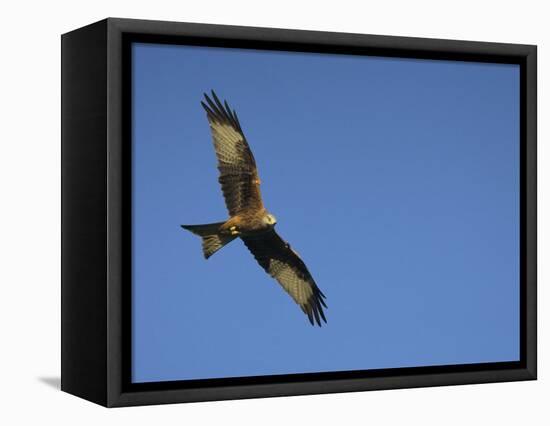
[268,259,313,308]
[210,122,252,170]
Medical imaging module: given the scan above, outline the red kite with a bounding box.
[182,91,327,326]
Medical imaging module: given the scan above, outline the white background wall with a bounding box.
[0,0,546,424]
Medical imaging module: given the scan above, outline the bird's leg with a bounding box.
[229,226,240,236]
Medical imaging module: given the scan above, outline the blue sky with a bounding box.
[131,42,520,383]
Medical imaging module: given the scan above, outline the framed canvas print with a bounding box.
[61,18,537,407]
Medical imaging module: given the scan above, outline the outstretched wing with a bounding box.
[201,91,264,216]
[241,230,327,326]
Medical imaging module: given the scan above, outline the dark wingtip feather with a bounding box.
[316,298,327,323]
[312,304,321,326]
[202,92,215,111]
[203,90,234,125]
[224,100,239,128]
[203,92,220,115]
[311,288,328,326]
[201,90,245,135]
[304,301,326,327]
[306,309,314,326]
[211,90,223,108]
[232,109,242,131]
[200,101,217,119]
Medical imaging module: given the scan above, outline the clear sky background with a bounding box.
[131,42,520,383]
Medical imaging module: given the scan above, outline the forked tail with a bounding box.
[180,221,236,259]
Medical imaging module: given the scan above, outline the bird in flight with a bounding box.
[181,91,327,326]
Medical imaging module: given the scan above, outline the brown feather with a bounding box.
[202,92,264,216]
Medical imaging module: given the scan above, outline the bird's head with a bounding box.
[263,213,277,227]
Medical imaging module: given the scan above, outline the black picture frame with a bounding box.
[61,17,537,407]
